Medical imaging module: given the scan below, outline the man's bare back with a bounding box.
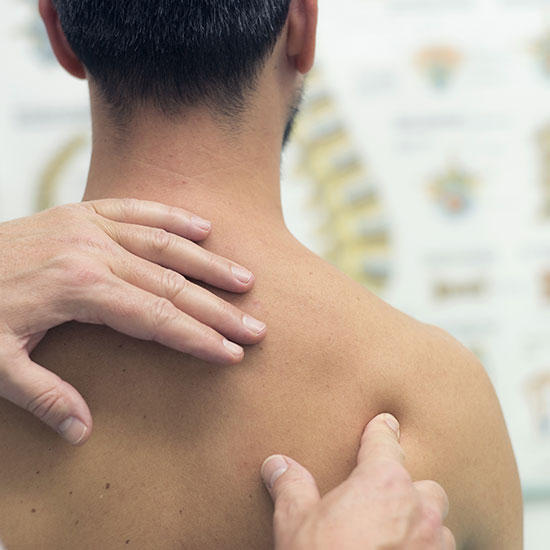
[0,1,522,547]
[0,224,521,549]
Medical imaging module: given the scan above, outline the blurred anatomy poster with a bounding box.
[292,0,550,495]
[1,0,550,496]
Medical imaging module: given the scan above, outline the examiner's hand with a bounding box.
[0,199,266,445]
[262,414,455,550]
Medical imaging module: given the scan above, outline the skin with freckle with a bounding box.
[0,243,522,548]
[0,1,522,548]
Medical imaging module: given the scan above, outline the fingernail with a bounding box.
[243,315,266,335]
[231,265,253,284]
[191,216,212,231]
[261,455,289,489]
[58,417,88,446]
[223,339,244,357]
[383,414,401,439]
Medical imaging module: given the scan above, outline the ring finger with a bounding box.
[112,250,267,345]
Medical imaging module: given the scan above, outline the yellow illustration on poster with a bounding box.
[293,70,392,291]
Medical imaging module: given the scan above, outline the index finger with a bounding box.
[355,413,405,471]
[414,480,450,521]
[85,198,212,242]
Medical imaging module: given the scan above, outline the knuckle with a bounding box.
[151,298,179,330]
[42,203,115,251]
[187,324,219,354]
[416,480,449,519]
[150,228,174,254]
[52,202,82,217]
[382,493,421,546]
[57,256,107,288]
[413,504,444,545]
[45,204,87,232]
[26,386,69,423]
[272,501,299,534]
[121,198,141,218]
[81,236,112,253]
[275,476,315,502]
[414,523,438,546]
[214,298,237,322]
[375,462,412,492]
[51,204,73,218]
[363,429,406,460]
[423,502,444,531]
[62,230,116,255]
[78,200,97,214]
[101,296,134,322]
[161,270,188,301]
[204,251,217,271]
[166,205,183,220]
[274,485,307,521]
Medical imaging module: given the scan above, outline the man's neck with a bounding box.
[83,105,292,253]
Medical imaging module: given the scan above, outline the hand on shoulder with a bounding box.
[0,199,266,444]
[262,414,455,550]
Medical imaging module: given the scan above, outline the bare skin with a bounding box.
[263,414,456,550]
[0,200,265,445]
[0,1,522,548]
[0,207,522,549]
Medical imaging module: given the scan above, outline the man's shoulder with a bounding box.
[335,282,485,384]
[326,284,522,550]
[389,323,523,550]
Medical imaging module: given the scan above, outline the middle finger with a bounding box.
[109,221,255,293]
[414,479,450,521]
[111,250,267,345]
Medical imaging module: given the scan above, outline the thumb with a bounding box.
[261,455,320,543]
[0,354,92,446]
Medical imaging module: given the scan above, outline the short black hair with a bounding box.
[52,1,292,121]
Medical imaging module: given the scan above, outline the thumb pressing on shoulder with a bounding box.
[0,352,92,446]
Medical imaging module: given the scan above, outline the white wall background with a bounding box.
[1,0,549,548]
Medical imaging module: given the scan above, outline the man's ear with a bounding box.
[39,0,86,79]
[286,0,318,74]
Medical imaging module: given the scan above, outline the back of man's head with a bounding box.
[51,1,292,121]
